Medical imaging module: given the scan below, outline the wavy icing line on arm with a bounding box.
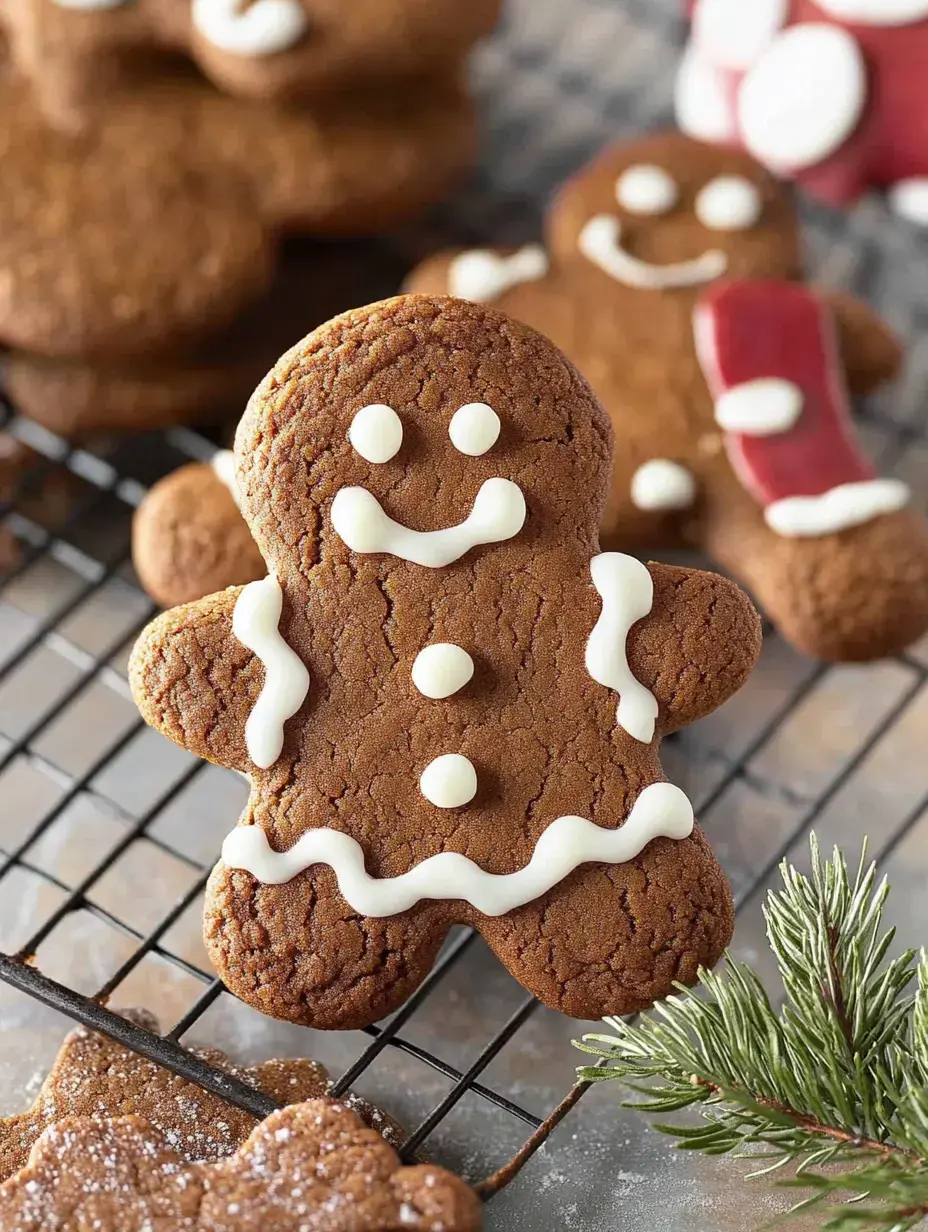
[232,575,310,769]
[585,553,659,743]
[221,781,694,917]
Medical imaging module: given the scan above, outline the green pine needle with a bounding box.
[574,836,928,1231]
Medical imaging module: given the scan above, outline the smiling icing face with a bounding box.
[548,133,801,295]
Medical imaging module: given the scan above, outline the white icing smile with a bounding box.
[586,554,659,743]
[331,478,526,567]
[220,781,694,917]
[579,215,727,290]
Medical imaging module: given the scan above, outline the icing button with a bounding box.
[411,644,475,699]
[420,754,478,809]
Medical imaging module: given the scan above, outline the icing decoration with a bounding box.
[674,43,739,143]
[420,753,478,809]
[714,378,804,436]
[448,402,501,457]
[192,0,308,56]
[630,460,697,512]
[695,175,763,231]
[330,478,526,567]
[411,643,475,699]
[615,165,678,215]
[889,179,928,226]
[348,404,403,464]
[579,215,727,290]
[232,576,310,770]
[220,780,695,917]
[814,0,928,24]
[211,449,241,507]
[51,0,126,9]
[694,278,910,535]
[738,24,867,172]
[692,0,788,69]
[585,553,659,744]
[448,246,549,304]
[765,479,910,536]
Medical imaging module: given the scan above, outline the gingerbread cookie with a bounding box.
[133,454,266,606]
[129,294,761,1029]
[676,0,928,222]
[406,133,928,662]
[0,70,473,361]
[0,1099,479,1230]
[0,1010,401,1181]
[1,0,500,131]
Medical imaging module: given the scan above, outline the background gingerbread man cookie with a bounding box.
[129,294,761,1029]
[407,133,928,662]
[1,0,501,130]
[676,0,928,222]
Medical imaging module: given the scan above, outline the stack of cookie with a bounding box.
[0,0,501,440]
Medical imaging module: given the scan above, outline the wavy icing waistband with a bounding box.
[220,781,694,918]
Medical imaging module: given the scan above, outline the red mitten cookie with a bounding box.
[676,0,928,222]
[129,295,761,1029]
[406,132,928,661]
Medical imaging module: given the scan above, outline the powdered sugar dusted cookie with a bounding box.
[406,133,928,662]
[129,295,761,1028]
[0,1010,401,1182]
[0,1099,478,1231]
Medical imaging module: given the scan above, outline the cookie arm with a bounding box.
[128,589,261,773]
[626,563,762,734]
[820,290,903,396]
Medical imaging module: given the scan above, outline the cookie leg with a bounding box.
[711,507,928,661]
[204,865,448,1030]
[478,828,733,1019]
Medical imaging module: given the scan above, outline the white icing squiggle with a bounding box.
[448,246,549,303]
[52,0,126,10]
[764,479,910,537]
[586,553,659,744]
[220,781,694,917]
[331,479,526,567]
[192,0,308,56]
[579,215,727,290]
[232,576,310,769]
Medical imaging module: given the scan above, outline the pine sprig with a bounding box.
[574,837,928,1231]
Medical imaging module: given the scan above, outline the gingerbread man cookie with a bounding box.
[129,294,761,1028]
[676,0,928,222]
[1,0,500,131]
[0,1099,479,1231]
[407,134,928,662]
[0,70,473,361]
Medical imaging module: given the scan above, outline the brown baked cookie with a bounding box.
[129,294,761,1029]
[0,1099,480,1231]
[0,69,474,361]
[0,1009,402,1182]
[405,133,928,663]
[1,0,499,130]
[133,455,266,606]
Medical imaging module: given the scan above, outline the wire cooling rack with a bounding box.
[4,0,928,1224]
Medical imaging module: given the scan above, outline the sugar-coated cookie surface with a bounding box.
[129,294,761,1028]
[406,133,928,662]
[2,0,500,130]
[0,1099,479,1231]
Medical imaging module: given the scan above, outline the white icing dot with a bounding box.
[420,754,477,809]
[615,165,678,216]
[738,24,867,172]
[695,176,763,231]
[630,460,697,512]
[714,378,803,436]
[348,404,403,464]
[192,0,308,56]
[692,0,788,70]
[674,43,739,143]
[888,179,928,226]
[448,246,549,303]
[448,403,501,457]
[814,0,928,24]
[411,644,475,699]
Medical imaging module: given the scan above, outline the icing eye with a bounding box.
[615,165,678,215]
[348,404,403,464]
[695,175,763,231]
[448,403,501,457]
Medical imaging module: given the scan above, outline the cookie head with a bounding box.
[235,294,614,576]
[547,132,801,292]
